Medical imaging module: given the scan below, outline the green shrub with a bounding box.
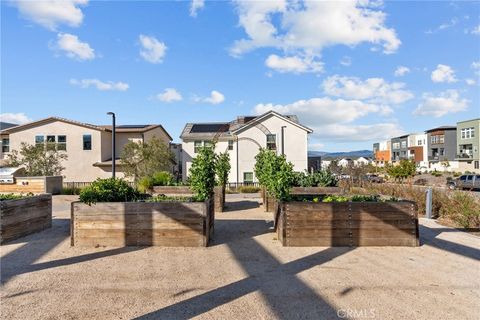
[322,195,349,203]
[293,170,337,187]
[138,176,154,193]
[79,178,141,205]
[238,186,261,193]
[189,144,216,201]
[0,193,27,201]
[215,151,231,187]
[146,194,192,202]
[151,171,174,186]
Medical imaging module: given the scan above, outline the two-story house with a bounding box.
[456,118,480,173]
[391,135,409,162]
[0,117,172,182]
[180,111,312,183]
[426,126,459,171]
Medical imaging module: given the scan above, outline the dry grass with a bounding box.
[351,183,480,228]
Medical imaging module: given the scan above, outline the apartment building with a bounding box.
[407,133,428,169]
[180,111,312,183]
[373,140,391,166]
[456,118,480,173]
[391,135,409,162]
[0,117,172,182]
[425,126,459,172]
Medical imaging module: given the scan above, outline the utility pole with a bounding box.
[107,112,116,178]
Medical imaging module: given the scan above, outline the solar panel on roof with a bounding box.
[190,124,229,133]
[116,125,149,128]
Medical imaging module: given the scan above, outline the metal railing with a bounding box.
[225,182,260,190]
[63,181,135,189]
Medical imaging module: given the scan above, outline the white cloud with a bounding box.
[55,33,95,60]
[472,61,480,76]
[231,0,400,73]
[0,112,32,124]
[340,56,352,67]
[156,88,183,102]
[190,0,205,17]
[321,75,414,104]
[254,97,400,142]
[70,78,129,91]
[265,54,323,73]
[414,90,469,117]
[205,90,225,104]
[431,64,457,83]
[11,0,88,30]
[465,78,476,86]
[394,66,410,77]
[139,35,167,64]
[471,25,480,35]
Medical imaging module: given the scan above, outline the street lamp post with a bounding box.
[107,112,116,178]
[281,126,286,156]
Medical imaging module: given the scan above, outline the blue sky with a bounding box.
[1,0,479,151]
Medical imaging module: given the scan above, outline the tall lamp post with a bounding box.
[281,126,286,156]
[107,112,116,178]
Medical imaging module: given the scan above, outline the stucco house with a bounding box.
[180,111,312,183]
[0,117,172,182]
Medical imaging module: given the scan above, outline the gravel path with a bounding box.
[1,194,479,319]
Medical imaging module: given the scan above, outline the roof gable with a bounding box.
[230,111,313,134]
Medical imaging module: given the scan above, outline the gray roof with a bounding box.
[0,122,18,131]
[180,111,307,140]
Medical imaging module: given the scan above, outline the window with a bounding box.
[417,140,422,146]
[83,134,92,150]
[431,135,444,144]
[439,148,444,156]
[46,135,56,150]
[466,175,473,181]
[401,141,407,148]
[461,127,475,139]
[35,135,45,146]
[228,140,233,151]
[58,135,67,151]
[204,140,213,149]
[460,175,467,181]
[243,172,254,183]
[392,142,400,150]
[194,141,202,153]
[475,161,479,169]
[1,138,9,153]
[266,134,276,150]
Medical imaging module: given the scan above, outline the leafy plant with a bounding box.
[0,193,30,201]
[322,195,349,203]
[7,142,68,176]
[386,160,416,182]
[351,195,379,202]
[238,186,261,193]
[189,144,216,201]
[146,194,193,202]
[79,178,141,205]
[121,136,175,182]
[293,170,337,187]
[215,151,231,187]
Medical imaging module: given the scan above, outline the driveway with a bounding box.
[1,194,479,319]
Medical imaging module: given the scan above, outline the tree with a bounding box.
[7,142,68,176]
[327,160,342,175]
[121,137,175,182]
[215,151,231,187]
[189,144,216,201]
[386,160,416,182]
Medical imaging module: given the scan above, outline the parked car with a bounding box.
[448,174,480,190]
[362,174,384,183]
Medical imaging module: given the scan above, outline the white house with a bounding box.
[354,157,372,166]
[180,111,312,183]
[338,158,354,167]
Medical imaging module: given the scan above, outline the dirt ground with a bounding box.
[1,194,479,320]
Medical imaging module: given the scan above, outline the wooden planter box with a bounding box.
[1,194,52,244]
[276,200,419,247]
[264,187,342,213]
[152,186,225,213]
[0,176,63,194]
[71,198,214,247]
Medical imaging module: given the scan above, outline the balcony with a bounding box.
[456,153,473,160]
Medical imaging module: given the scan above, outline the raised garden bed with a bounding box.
[276,197,419,247]
[263,187,343,213]
[153,186,224,213]
[0,194,52,244]
[71,198,214,247]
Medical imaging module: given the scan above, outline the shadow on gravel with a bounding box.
[419,225,480,261]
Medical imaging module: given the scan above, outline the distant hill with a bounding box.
[308,150,373,159]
